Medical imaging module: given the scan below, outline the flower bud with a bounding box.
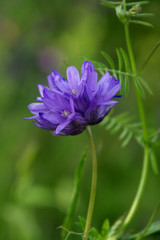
[116,5,128,24]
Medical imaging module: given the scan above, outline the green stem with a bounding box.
[84,126,97,240]
[122,0,150,229]
[123,146,149,227]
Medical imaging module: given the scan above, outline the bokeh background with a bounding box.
[0,0,160,239]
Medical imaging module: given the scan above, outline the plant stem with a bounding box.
[122,0,150,229]
[84,126,97,240]
[123,145,149,227]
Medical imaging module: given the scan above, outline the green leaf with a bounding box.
[127,123,142,129]
[116,48,123,72]
[120,47,130,95]
[126,1,150,7]
[88,228,101,240]
[133,13,154,18]
[119,128,129,140]
[120,48,130,73]
[120,116,135,125]
[111,123,122,134]
[92,60,107,69]
[105,118,117,131]
[108,215,125,239]
[76,216,86,231]
[122,132,133,147]
[129,20,153,27]
[150,149,158,175]
[134,78,145,98]
[101,115,111,126]
[116,48,124,92]
[138,77,153,95]
[62,147,87,239]
[114,112,129,121]
[101,51,117,78]
[102,0,122,5]
[121,221,160,240]
[101,219,110,239]
[101,0,121,8]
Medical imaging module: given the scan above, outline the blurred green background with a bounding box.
[0,0,160,239]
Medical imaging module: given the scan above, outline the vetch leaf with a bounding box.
[88,228,101,240]
[111,123,122,134]
[120,47,130,95]
[62,148,87,239]
[122,132,133,147]
[133,13,154,18]
[101,51,117,78]
[101,0,122,8]
[121,221,160,240]
[114,112,129,121]
[76,216,86,231]
[120,48,130,73]
[101,219,110,239]
[116,48,124,93]
[127,123,142,129]
[108,215,125,239]
[138,77,153,95]
[134,77,145,98]
[105,118,117,130]
[126,1,149,7]
[119,128,129,140]
[129,20,153,27]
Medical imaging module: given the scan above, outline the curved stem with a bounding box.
[122,0,150,229]
[123,146,149,227]
[84,126,97,240]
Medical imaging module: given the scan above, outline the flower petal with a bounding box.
[67,66,81,95]
[55,113,75,135]
[28,103,49,114]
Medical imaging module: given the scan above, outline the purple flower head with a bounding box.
[25,61,121,136]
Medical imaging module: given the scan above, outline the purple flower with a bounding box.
[25,61,121,136]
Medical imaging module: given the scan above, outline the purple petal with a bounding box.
[55,113,75,135]
[81,61,95,76]
[104,83,121,101]
[86,71,98,100]
[42,113,63,124]
[67,66,81,95]
[28,103,49,114]
[37,84,47,97]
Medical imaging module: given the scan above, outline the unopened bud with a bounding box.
[129,4,142,16]
[115,5,128,24]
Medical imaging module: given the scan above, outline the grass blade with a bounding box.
[61,147,87,239]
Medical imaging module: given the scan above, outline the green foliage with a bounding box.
[102,0,153,27]
[129,20,153,27]
[107,216,125,240]
[101,111,160,176]
[101,112,141,147]
[85,47,152,97]
[101,1,150,9]
[101,219,110,240]
[149,149,158,175]
[101,48,131,95]
[121,221,160,240]
[61,147,88,239]
[101,51,117,78]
